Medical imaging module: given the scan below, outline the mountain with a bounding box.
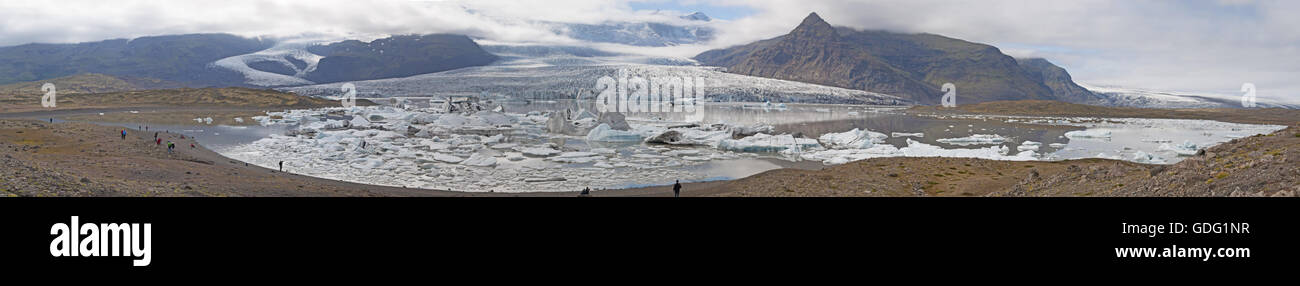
[0,73,184,97]
[0,34,271,87]
[695,13,1092,105]
[1016,58,1103,104]
[301,34,498,84]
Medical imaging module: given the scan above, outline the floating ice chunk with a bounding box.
[1158,140,1200,156]
[1141,138,1173,143]
[194,118,203,123]
[550,152,604,163]
[432,153,464,163]
[481,134,504,144]
[818,128,888,149]
[801,144,901,165]
[1049,143,1068,149]
[847,111,859,116]
[349,116,371,128]
[461,153,497,167]
[899,139,1036,161]
[645,128,731,146]
[234,117,245,123]
[489,143,518,150]
[586,123,643,142]
[718,133,821,153]
[891,132,924,138]
[352,158,385,169]
[936,134,1006,145]
[631,154,668,159]
[1064,129,1111,139]
[593,162,614,168]
[589,148,616,154]
[1018,141,1041,152]
[518,147,562,157]
[1131,151,1167,164]
[506,153,526,161]
[555,152,599,158]
[663,149,701,157]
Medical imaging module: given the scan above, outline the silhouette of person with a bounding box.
[673,180,682,198]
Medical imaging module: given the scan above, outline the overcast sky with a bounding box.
[2,0,1297,101]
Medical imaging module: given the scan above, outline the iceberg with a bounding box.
[890,132,924,138]
[718,133,821,153]
[517,146,562,157]
[432,153,465,163]
[586,123,643,142]
[1017,141,1041,152]
[1131,151,1167,164]
[936,134,1006,145]
[1158,140,1200,156]
[1064,129,1112,139]
[818,128,888,149]
[461,153,498,167]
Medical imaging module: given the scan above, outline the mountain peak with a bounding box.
[681,12,711,22]
[792,12,835,37]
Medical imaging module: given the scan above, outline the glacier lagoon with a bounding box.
[177,101,1284,193]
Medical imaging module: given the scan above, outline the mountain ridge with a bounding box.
[695,12,1095,105]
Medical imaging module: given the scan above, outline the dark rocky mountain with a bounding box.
[304,34,498,84]
[0,34,271,87]
[695,12,1094,105]
[1016,58,1102,104]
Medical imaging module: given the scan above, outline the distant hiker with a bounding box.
[49,118,53,123]
[121,129,127,140]
[156,138,162,145]
[361,140,367,149]
[279,161,284,172]
[190,143,195,149]
[154,132,158,139]
[673,180,682,198]
[579,187,591,197]
[166,141,175,153]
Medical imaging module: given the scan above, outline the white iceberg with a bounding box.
[1158,140,1200,156]
[1017,141,1041,152]
[586,123,643,142]
[936,134,1006,145]
[718,133,821,153]
[461,153,497,167]
[817,128,888,149]
[891,132,924,138]
[1065,129,1112,139]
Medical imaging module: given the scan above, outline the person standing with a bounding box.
[673,180,682,198]
[121,129,127,140]
[278,161,284,172]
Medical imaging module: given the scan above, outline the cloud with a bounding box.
[1,0,1297,101]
